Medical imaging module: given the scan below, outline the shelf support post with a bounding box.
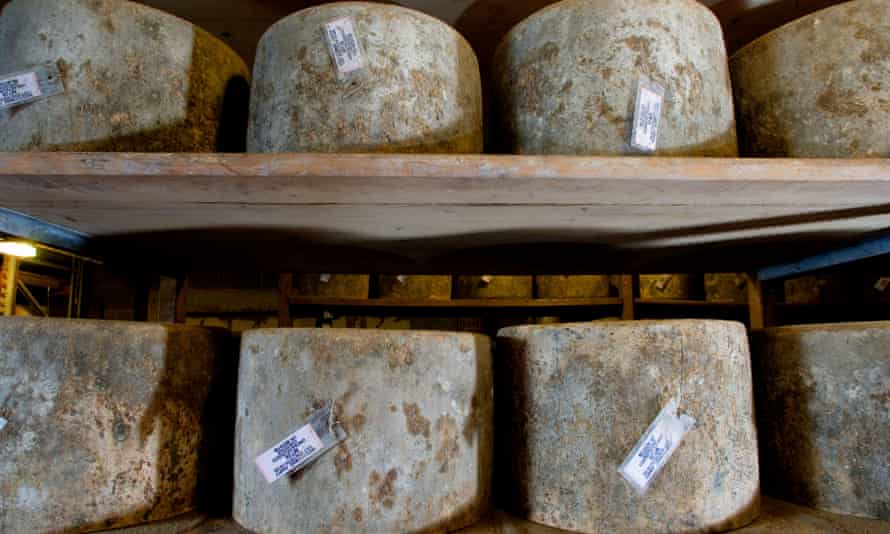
[746,272,775,329]
[278,273,293,327]
[621,275,635,320]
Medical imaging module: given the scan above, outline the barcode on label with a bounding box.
[324,17,365,75]
[256,422,324,483]
[254,402,348,484]
[630,78,665,152]
[0,65,64,110]
[619,397,695,494]
[0,72,42,109]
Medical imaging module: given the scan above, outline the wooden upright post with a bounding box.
[174,276,189,324]
[620,275,635,320]
[746,273,775,329]
[0,256,19,316]
[278,273,293,327]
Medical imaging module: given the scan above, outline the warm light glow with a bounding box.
[0,242,37,258]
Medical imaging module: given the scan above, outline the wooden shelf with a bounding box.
[635,298,747,308]
[2,153,890,272]
[288,296,623,308]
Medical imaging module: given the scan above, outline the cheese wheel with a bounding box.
[456,276,533,298]
[639,274,693,300]
[234,328,493,534]
[0,0,248,152]
[705,273,748,303]
[496,320,759,533]
[457,498,890,534]
[293,274,370,298]
[494,0,737,155]
[248,2,483,153]
[535,275,610,298]
[0,318,228,533]
[377,275,452,300]
[751,322,890,519]
[731,0,890,157]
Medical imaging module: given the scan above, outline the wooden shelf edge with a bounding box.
[287,297,624,308]
[634,298,748,308]
[5,153,889,273]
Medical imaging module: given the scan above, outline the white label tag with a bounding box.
[324,17,365,75]
[619,397,695,494]
[255,423,325,483]
[0,72,41,109]
[0,417,7,432]
[630,79,664,152]
[875,277,890,292]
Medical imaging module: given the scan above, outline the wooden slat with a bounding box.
[2,153,890,272]
[185,288,278,314]
[634,298,748,308]
[287,296,623,308]
[18,271,67,290]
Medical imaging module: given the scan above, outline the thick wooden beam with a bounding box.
[2,154,889,272]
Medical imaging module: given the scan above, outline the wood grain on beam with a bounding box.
[1,153,889,272]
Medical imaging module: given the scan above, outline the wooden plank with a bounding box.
[185,288,278,314]
[18,271,66,290]
[286,296,623,308]
[1,153,890,271]
[634,298,748,308]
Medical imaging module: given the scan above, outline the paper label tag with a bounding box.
[875,277,890,292]
[324,17,365,75]
[0,65,64,110]
[0,72,41,108]
[619,397,695,494]
[255,403,347,483]
[630,79,665,153]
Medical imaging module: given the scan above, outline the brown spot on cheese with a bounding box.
[854,26,890,64]
[402,402,431,438]
[369,468,398,504]
[352,506,363,522]
[386,348,415,368]
[817,88,868,117]
[435,414,460,474]
[350,412,367,433]
[334,443,352,477]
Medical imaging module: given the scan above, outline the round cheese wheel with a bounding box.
[0,0,248,152]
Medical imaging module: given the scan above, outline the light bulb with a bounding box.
[0,242,37,258]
